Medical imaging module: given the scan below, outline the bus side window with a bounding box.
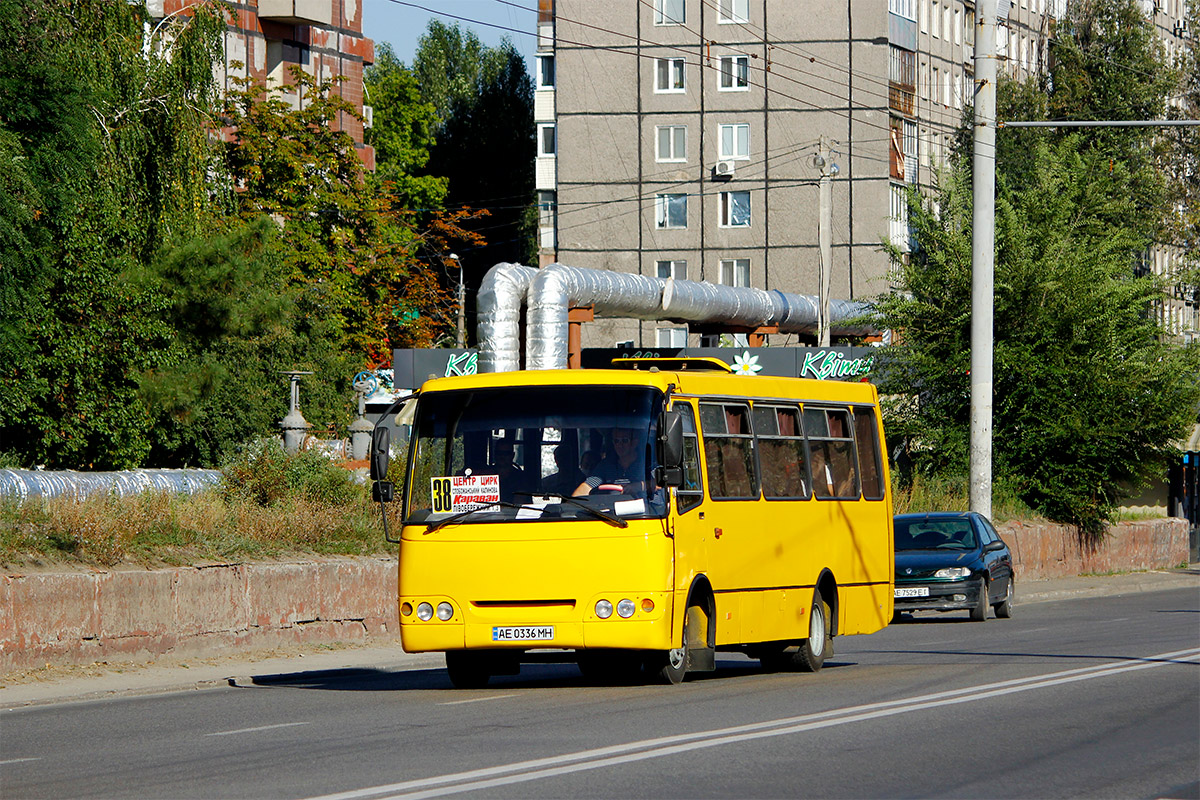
[675,403,703,513]
[805,407,860,500]
[700,402,758,499]
[754,405,810,499]
[853,407,885,500]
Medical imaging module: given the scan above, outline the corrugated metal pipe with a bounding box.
[527,264,667,370]
[477,262,878,372]
[0,469,222,503]
[476,262,538,373]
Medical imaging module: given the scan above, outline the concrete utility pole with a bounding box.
[971,0,998,519]
[451,253,465,348]
[814,137,839,348]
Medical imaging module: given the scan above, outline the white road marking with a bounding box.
[438,694,517,706]
[304,647,1200,800]
[205,721,311,737]
[0,758,41,766]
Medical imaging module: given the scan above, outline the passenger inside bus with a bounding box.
[573,427,646,497]
[491,439,533,502]
[541,444,586,496]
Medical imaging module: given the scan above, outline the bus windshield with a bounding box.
[405,386,667,525]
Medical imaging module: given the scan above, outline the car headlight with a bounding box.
[617,599,636,618]
[436,602,454,621]
[934,567,971,579]
[416,602,434,621]
[595,599,613,619]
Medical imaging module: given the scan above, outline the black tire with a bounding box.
[969,579,989,622]
[647,605,696,685]
[993,579,1014,619]
[445,651,491,689]
[794,595,831,673]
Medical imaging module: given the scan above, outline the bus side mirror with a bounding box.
[370,426,391,482]
[657,410,685,487]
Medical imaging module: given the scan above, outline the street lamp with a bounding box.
[450,253,464,348]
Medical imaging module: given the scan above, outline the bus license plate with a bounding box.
[492,626,554,642]
[894,587,929,598]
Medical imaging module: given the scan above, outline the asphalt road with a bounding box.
[3,587,1198,800]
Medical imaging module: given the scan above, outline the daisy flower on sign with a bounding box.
[731,352,762,375]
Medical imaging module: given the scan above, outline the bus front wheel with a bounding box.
[446,651,491,689]
[646,605,697,685]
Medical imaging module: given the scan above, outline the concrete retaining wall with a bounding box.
[997,518,1189,580]
[0,519,1189,674]
[1,557,398,674]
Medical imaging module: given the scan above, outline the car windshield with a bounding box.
[894,518,978,551]
[405,386,667,525]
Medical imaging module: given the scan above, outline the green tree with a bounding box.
[414,23,536,340]
[364,42,447,213]
[878,137,1200,534]
[0,0,225,468]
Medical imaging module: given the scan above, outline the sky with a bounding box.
[361,0,539,71]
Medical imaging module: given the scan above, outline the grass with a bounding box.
[0,443,397,569]
[890,473,1042,524]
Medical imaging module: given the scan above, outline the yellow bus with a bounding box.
[369,357,894,687]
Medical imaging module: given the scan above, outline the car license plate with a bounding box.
[894,587,929,598]
[492,625,554,642]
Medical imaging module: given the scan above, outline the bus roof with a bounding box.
[416,367,879,405]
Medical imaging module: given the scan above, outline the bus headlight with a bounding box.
[416,602,434,621]
[617,599,636,618]
[595,599,613,619]
[436,602,454,621]
[934,567,971,579]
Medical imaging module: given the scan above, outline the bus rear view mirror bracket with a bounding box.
[370,426,391,483]
[658,409,685,487]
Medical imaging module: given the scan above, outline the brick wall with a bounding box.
[997,518,1189,580]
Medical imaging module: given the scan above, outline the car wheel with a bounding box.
[994,579,1014,619]
[969,578,989,622]
[794,594,832,673]
[445,651,491,689]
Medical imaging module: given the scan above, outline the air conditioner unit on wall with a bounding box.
[712,160,735,180]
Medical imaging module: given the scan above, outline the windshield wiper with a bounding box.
[424,500,526,533]
[515,491,629,529]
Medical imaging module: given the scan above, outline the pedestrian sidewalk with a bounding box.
[3,566,1196,709]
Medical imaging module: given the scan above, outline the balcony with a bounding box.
[258,0,332,26]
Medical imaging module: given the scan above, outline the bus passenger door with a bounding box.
[667,402,709,623]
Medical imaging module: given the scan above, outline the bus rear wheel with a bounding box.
[445,651,491,689]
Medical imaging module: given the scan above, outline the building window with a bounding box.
[719,55,750,90]
[889,0,917,21]
[538,123,556,156]
[954,8,962,45]
[718,191,751,227]
[657,326,688,347]
[656,259,688,280]
[718,123,750,160]
[656,125,687,162]
[536,54,555,88]
[718,0,749,23]
[655,57,686,92]
[904,120,918,182]
[719,258,750,287]
[656,193,688,229]
[932,0,940,37]
[890,184,910,253]
[889,45,916,115]
[655,0,685,25]
[538,190,556,249]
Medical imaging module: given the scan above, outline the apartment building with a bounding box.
[147,0,376,169]
[534,0,1194,348]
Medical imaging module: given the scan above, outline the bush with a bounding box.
[219,440,365,507]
